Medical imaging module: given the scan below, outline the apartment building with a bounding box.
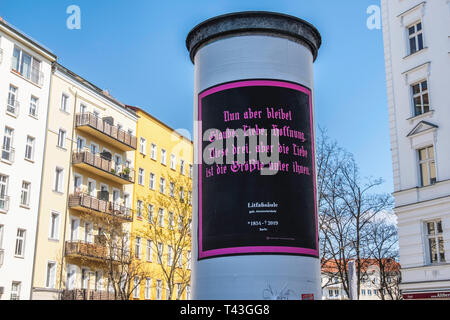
[381,0,450,299]
[126,106,193,300]
[31,63,138,300]
[321,259,401,300]
[0,18,56,300]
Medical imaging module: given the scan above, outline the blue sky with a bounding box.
[0,0,393,194]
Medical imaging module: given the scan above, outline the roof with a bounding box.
[322,258,401,274]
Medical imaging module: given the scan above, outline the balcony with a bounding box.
[65,241,110,262]
[68,193,133,222]
[75,112,137,151]
[1,147,15,164]
[61,289,116,300]
[72,150,134,184]
[0,196,10,213]
[6,99,19,118]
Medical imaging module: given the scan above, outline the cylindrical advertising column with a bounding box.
[186,11,322,300]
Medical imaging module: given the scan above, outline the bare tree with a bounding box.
[135,172,192,300]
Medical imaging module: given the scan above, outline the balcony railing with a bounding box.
[0,196,10,213]
[75,112,137,151]
[65,240,109,261]
[61,289,116,300]
[72,150,134,184]
[68,193,133,222]
[6,99,19,117]
[1,147,15,164]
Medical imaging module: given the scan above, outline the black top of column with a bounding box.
[186,11,322,64]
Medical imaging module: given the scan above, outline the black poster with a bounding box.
[198,79,318,260]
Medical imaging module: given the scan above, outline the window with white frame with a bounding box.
[157,243,163,264]
[0,174,8,211]
[25,136,35,161]
[149,173,155,190]
[29,96,38,117]
[20,181,31,207]
[408,21,424,55]
[137,200,143,218]
[150,143,157,160]
[156,280,162,300]
[54,167,64,192]
[57,129,66,149]
[145,278,151,300]
[361,289,366,296]
[133,277,140,299]
[138,168,145,185]
[167,245,173,266]
[0,225,3,249]
[135,237,141,259]
[147,204,154,222]
[186,285,191,300]
[49,212,60,240]
[2,126,14,162]
[140,138,146,155]
[187,250,191,270]
[178,215,184,231]
[170,154,176,170]
[15,229,26,257]
[412,80,429,116]
[161,149,166,165]
[418,146,436,187]
[160,177,165,194]
[7,85,18,115]
[10,282,21,300]
[61,93,69,112]
[95,271,103,291]
[84,222,93,243]
[179,187,184,202]
[146,240,153,262]
[180,160,185,175]
[425,220,445,264]
[81,268,89,289]
[158,208,164,227]
[46,261,57,288]
[169,182,175,198]
[168,212,174,230]
[12,46,42,85]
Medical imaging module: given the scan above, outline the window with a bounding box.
[147,204,154,223]
[138,168,144,185]
[158,208,164,227]
[169,182,175,198]
[408,21,424,55]
[168,212,174,230]
[157,243,163,264]
[49,212,60,240]
[12,46,42,85]
[150,144,157,160]
[367,289,372,296]
[328,289,334,297]
[167,245,173,266]
[178,215,184,231]
[426,220,445,264]
[135,237,141,259]
[180,160,185,175]
[160,178,165,194]
[81,268,89,289]
[95,271,103,291]
[25,136,35,161]
[137,200,143,219]
[2,127,14,162]
[133,277,140,299]
[149,173,155,190]
[189,164,193,178]
[179,187,184,202]
[7,85,18,115]
[61,94,69,112]
[161,149,166,165]
[187,251,191,270]
[70,218,79,241]
[412,80,429,116]
[29,96,38,117]
[361,289,366,296]
[10,282,21,300]
[84,222,93,243]
[188,191,192,205]
[186,285,191,300]
[140,138,146,155]
[0,225,3,249]
[156,280,162,300]
[46,262,57,288]
[146,240,153,262]
[418,146,436,187]
[170,154,176,170]
[20,181,31,207]
[54,167,64,192]
[145,278,151,300]
[15,229,26,257]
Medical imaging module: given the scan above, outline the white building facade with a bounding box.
[381,0,450,299]
[0,18,56,300]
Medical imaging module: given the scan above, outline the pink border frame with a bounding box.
[198,79,319,259]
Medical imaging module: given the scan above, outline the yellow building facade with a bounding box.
[31,64,138,299]
[127,106,193,300]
